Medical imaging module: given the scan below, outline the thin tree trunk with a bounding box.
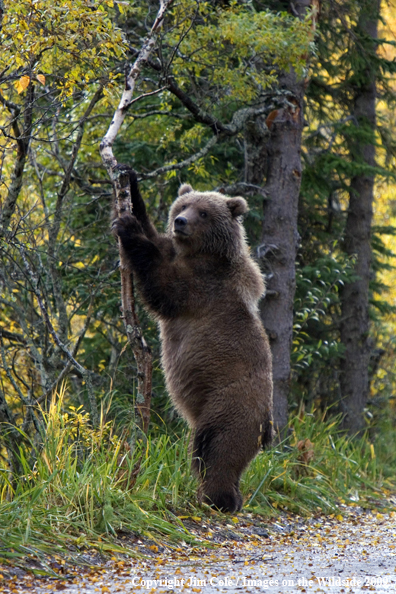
[339,0,379,434]
[100,0,173,439]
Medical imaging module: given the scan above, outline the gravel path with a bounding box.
[1,508,396,593]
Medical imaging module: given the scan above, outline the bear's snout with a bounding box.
[174,216,189,235]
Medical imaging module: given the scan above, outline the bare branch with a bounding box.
[18,245,99,427]
[0,332,42,435]
[100,0,174,169]
[215,182,269,197]
[0,385,24,476]
[0,328,27,344]
[0,84,34,235]
[45,85,103,342]
[142,134,218,179]
[127,86,167,108]
[166,78,272,137]
[48,84,104,247]
[166,79,228,135]
[0,91,20,114]
[0,333,29,407]
[36,299,94,405]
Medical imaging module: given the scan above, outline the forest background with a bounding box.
[1,0,396,562]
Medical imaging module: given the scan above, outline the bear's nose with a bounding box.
[174,216,188,229]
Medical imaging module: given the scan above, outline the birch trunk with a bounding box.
[100,0,173,437]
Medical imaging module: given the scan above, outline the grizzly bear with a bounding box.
[112,169,273,513]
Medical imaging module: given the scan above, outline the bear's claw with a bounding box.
[112,214,143,237]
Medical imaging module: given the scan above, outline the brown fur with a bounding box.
[112,169,273,512]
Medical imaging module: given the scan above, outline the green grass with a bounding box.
[0,395,394,572]
[243,410,393,515]
[0,394,199,571]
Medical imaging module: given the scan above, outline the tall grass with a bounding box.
[0,392,198,569]
[244,409,393,515]
[0,394,394,570]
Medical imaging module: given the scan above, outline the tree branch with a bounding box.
[18,245,99,427]
[166,77,273,137]
[0,385,24,476]
[0,83,34,236]
[141,134,218,179]
[36,299,94,405]
[0,331,43,435]
[46,84,103,343]
[166,79,229,135]
[100,0,174,169]
[100,1,174,439]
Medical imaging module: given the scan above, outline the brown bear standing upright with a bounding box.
[113,169,273,513]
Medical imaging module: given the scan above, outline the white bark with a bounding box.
[100,0,173,173]
[99,1,173,439]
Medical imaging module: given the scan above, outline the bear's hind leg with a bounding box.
[192,425,256,513]
[198,481,242,514]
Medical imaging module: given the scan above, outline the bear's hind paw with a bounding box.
[200,489,243,514]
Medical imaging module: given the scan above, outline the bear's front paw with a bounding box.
[112,214,143,239]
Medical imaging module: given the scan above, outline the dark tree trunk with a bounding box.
[245,94,303,436]
[339,0,379,434]
[246,0,316,432]
[258,81,304,433]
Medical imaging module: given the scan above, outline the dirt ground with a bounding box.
[1,506,396,593]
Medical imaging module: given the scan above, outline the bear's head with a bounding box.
[167,184,249,259]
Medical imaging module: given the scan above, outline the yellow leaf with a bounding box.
[376,513,384,520]
[15,75,30,94]
[370,444,376,459]
[231,516,239,523]
[336,514,343,522]
[37,74,46,85]
[191,516,201,522]
[149,545,158,552]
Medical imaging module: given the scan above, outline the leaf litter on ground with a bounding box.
[1,503,396,593]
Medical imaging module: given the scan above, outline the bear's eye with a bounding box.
[200,211,207,219]
[180,205,187,211]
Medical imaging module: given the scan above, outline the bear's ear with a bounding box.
[178,184,193,196]
[226,197,248,218]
